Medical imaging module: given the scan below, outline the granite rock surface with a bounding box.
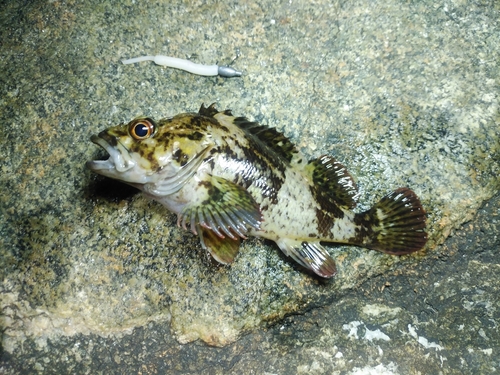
[1,0,499,372]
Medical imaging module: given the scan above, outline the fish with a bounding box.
[86,104,427,278]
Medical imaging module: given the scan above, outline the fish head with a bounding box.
[86,115,212,187]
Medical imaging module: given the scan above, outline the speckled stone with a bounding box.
[0,0,499,372]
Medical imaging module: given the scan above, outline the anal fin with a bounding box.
[276,239,337,278]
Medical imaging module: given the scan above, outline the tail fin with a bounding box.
[357,188,427,254]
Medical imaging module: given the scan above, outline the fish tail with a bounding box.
[355,188,427,254]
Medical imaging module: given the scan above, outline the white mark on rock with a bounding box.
[343,321,363,339]
[350,362,399,375]
[408,324,443,351]
[364,327,390,342]
[343,321,390,342]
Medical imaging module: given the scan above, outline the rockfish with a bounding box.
[86,104,427,278]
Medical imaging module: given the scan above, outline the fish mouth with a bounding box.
[86,133,134,173]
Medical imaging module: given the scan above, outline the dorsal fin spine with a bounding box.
[233,117,298,163]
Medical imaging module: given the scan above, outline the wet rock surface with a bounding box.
[2,194,499,373]
[1,0,499,373]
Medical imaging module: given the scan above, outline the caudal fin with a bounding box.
[356,188,427,254]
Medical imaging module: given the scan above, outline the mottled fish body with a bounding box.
[87,104,427,277]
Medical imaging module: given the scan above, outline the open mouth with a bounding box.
[86,131,138,174]
[86,134,117,172]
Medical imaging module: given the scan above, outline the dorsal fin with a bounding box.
[198,103,219,117]
[198,103,298,162]
[233,117,298,163]
[305,155,359,209]
[198,103,233,118]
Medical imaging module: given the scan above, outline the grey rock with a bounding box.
[0,0,499,372]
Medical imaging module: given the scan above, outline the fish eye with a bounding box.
[129,119,155,140]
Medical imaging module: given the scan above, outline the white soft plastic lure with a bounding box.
[122,55,242,77]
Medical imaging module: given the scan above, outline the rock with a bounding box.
[0,0,498,370]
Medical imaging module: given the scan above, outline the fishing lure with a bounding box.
[122,55,242,77]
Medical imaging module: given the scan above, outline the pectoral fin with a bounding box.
[276,239,337,278]
[178,175,261,243]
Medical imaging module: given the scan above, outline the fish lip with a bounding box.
[86,134,114,171]
[86,134,133,172]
